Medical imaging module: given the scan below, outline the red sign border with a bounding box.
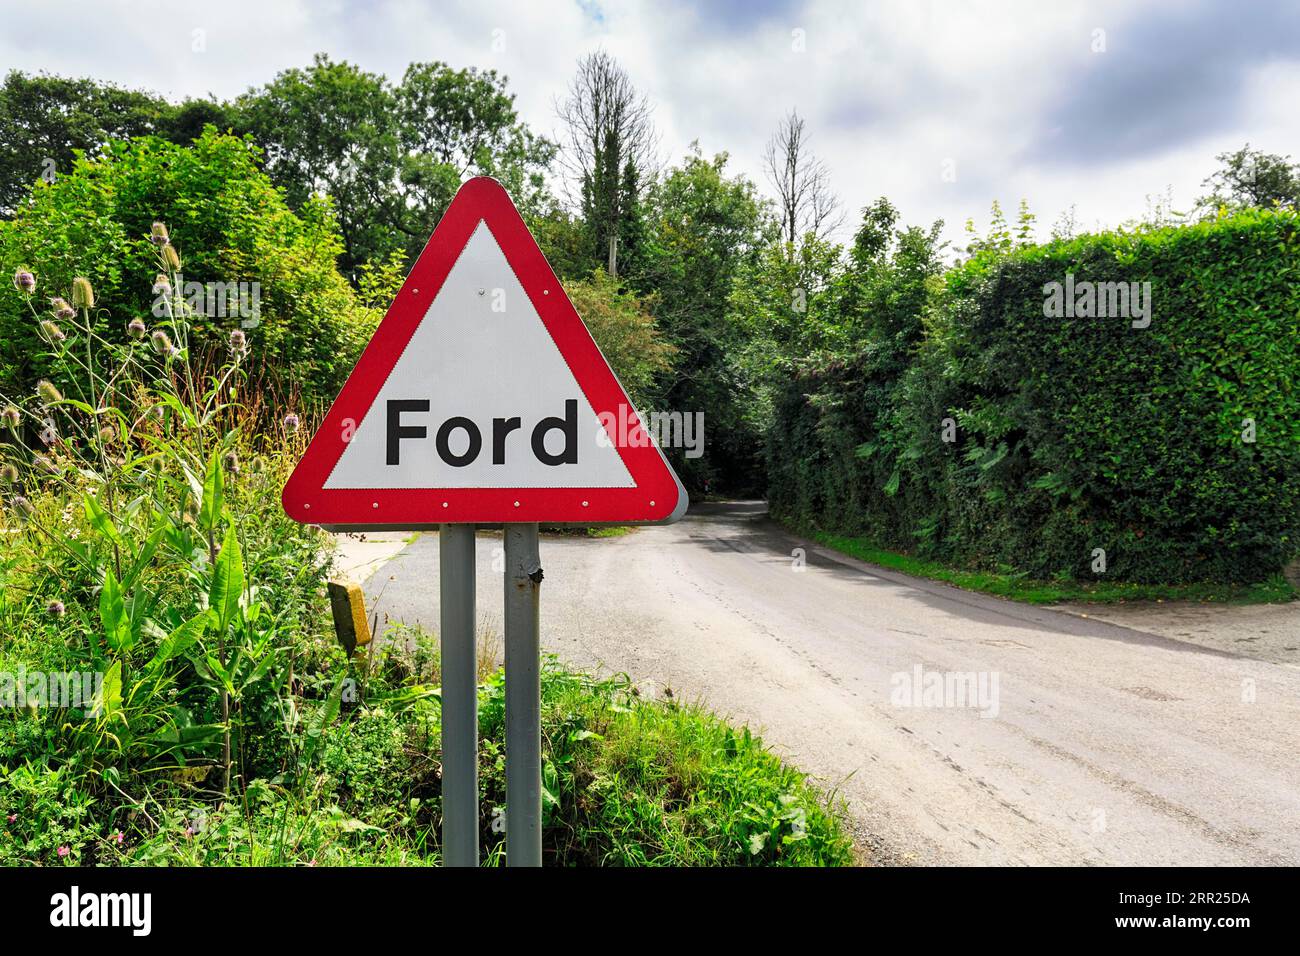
[281,177,685,529]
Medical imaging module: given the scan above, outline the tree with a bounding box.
[236,55,403,276]
[0,71,168,215]
[156,97,242,146]
[238,54,555,273]
[556,51,657,278]
[727,233,844,436]
[762,109,842,247]
[1197,144,1300,215]
[638,147,773,493]
[562,268,675,408]
[395,61,555,254]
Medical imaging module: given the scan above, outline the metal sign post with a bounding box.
[504,523,543,866]
[439,524,478,867]
[281,177,686,871]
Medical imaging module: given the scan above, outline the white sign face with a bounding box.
[325,222,635,490]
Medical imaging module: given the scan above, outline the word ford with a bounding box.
[386,398,579,467]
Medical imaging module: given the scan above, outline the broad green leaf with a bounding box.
[122,524,165,588]
[308,678,345,740]
[337,818,383,834]
[99,568,133,652]
[303,677,346,766]
[204,653,235,696]
[209,525,244,631]
[197,448,224,533]
[83,493,123,547]
[97,660,123,721]
[238,651,281,693]
[149,613,209,670]
[156,392,198,429]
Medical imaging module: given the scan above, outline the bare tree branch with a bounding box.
[554,50,659,276]
[763,109,843,247]
[554,49,658,201]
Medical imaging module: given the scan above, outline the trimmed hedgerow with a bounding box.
[770,208,1300,586]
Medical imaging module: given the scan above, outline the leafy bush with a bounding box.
[0,128,379,405]
[770,208,1300,585]
[561,268,675,409]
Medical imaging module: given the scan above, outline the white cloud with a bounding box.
[6,0,1297,253]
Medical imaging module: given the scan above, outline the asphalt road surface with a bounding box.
[362,501,1300,865]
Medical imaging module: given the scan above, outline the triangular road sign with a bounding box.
[282,177,686,530]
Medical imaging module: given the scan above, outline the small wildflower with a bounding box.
[38,424,57,446]
[150,221,170,245]
[47,600,65,618]
[12,269,35,294]
[114,831,124,844]
[127,317,147,340]
[150,330,173,356]
[49,297,75,320]
[5,814,14,823]
[184,826,194,838]
[162,243,181,271]
[39,319,66,345]
[70,277,95,310]
[57,846,69,858]
[283,413,300,434]
[36,379,62,404]
[1,405,19,429]
[0,463,17,483]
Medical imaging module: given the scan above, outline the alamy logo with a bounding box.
[596,404,705,459]
[50,886,152,936]
[890,665,1000,718]
[1042,272,1151,328]
[1,668,103,714]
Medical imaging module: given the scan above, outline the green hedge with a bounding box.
[770,208,1300,585]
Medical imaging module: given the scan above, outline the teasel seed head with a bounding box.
[36,380,62,405]
[39,319,66,345]
[70,277,95,310]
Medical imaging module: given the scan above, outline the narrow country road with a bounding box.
[360,501,1300,865]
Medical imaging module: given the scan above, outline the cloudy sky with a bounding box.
[8,0,1299,253]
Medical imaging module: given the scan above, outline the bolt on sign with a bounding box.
[282,177,686,869]
[281,176,685,528]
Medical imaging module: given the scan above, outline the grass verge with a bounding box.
[4,627,854,867]
[803,530,1298,606]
